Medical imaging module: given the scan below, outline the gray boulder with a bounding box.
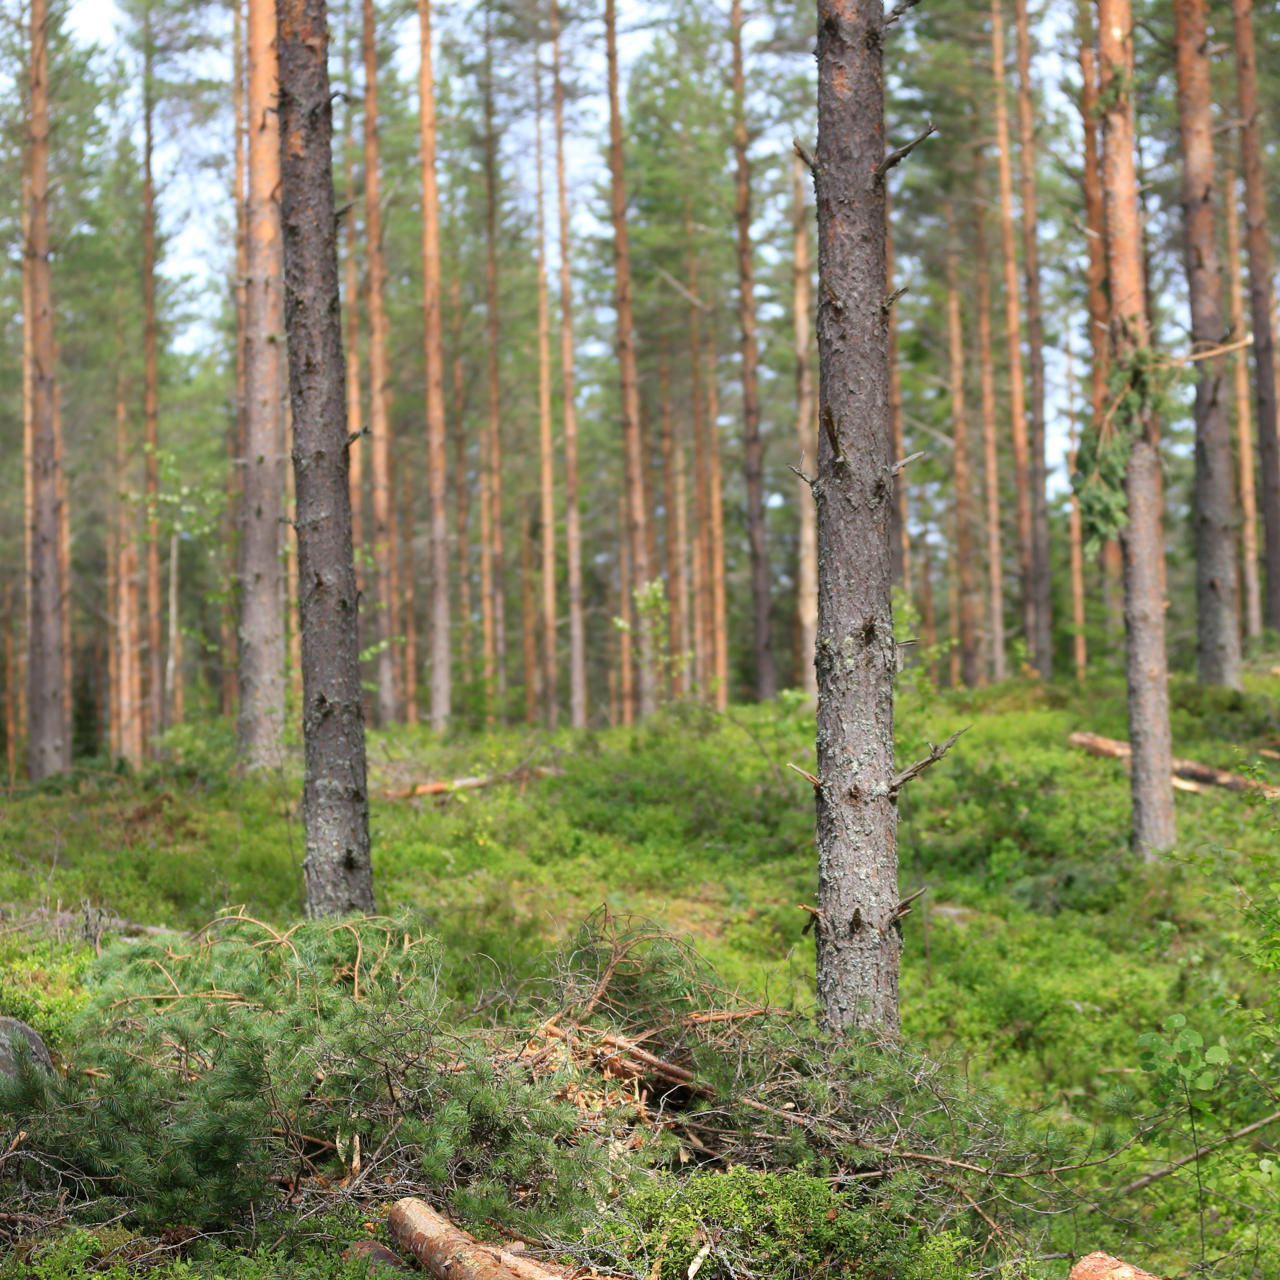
[0,1016,54,1082]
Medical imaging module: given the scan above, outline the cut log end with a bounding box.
[1069,1252,1167,1280]
[387,1198,564,1280]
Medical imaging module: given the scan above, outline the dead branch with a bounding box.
[1067,731,1280,799]
[885,0,923,25]
[890,727,968,796]
[388,1198,565,1280]
[384,765,564,801]
[792,136,816,174]
[875,121,936,178]
[654,264,710,313]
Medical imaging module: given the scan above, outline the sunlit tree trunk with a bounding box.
[794,156,818,700]
[606,0,654,718]
[238,0,288,768]
[1224,158,1263,644]
[1098,0,1176,855]
[551,0,584,728]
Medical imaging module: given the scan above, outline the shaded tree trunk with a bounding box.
[521,497,538,726]
[1224,158,1263,643]
[1098,0,1176,855]
[606,0,655,718]
[1230,0,1280,631]
[706,331,728,710]
[919,521,938,685]
[618,496,633,726]
[973,148,1005,681]
[731,0,773,700]
[660,360,684,695]
[1173,0,1241,689]
[551,0,584,728]
[1013,0,1052,676]
[1067,342,1087,682]
[811,0,899,1032]
[886,192,909,594]
[400,460,418,722]
[342,34,364,611]
[686,221,712,697]
[450,272,473,679]
[991,0,1034,667]
[277,0,375,916]
[238,0,288,768]
[793,156,818,700]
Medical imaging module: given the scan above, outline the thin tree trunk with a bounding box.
[142,11,163,748]
[401,462,418,722]
[618,497,633,726]
[26,0,67,780]
[534,67,557,728]
[1098,0,1176,855]
[418,0,449,732]
[948,543,961,688]
[1231,0,1280,631]
[886,192,909,594]
[54,333,71,746]
[1068,347,1087,684]
[706,331,728,710]
[991,0,1034,667]
[21,156,33,769]
[115,339,143,766]
[639,400,658,608]
[483,13,506,713]
[659,360,683,695]
[223,0,247,721]
[1013,0,1052,676]
[4,580,16,785]
[1174,0,1241,689]
[363,0,398,724]
[107,498,118,759]
[793,156,818,700]
[342,25,364,607]
[238,0,288,768]
[277,0,375,916]
[686,220,712,697]
[165,531,183,725]
[920,522,938,685]
[812,0,899,1032]
[1224,158,1263,643]
[521,498,538,726]
[945,206,980,687]
[606,0,654,718]
[450,272,473,680]
[973,149,1005,681]
[551,0,584,728]
[674,403,691,690]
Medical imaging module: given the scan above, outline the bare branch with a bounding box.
[891,450,925,477]
[793,136,817,174]
[654,264,711,313]
[890,727,968,796]
[875,121,937,179]
[885,0,923,26]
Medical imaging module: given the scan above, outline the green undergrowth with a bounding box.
[3,667,1280,1276]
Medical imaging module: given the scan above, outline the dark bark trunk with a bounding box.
[812,0,900,1032]
[1173,0,1241,689]
[277,0,375,916]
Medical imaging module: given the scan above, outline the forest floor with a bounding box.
[3,665,1280,1279]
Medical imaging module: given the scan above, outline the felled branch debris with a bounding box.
[1069,1253,1166,1280]
[388,1198,567,1280]
[385,765,564,801]
[1067,731,1280,799]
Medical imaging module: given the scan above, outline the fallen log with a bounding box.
[1069,1253,1166,1280]
[385,765,563,801]
[1067,732,1280,799]
[388,1198,564,1280]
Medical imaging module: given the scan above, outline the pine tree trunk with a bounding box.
[114,345,142,766]
[812,0,899,1033]
[26,0,67,780]
[1067,346,1088,683]
[991,0,1034,668]
[1013,0,1052,677]
[450,273,473,679]
[165,532,183,725]
[277,0,375,917]
[521,499,538,726]
[920,522,938,685]
[886,193,910,594]
[54,333,71,747]
[948,543,961,688]
[1230,0,1280,632]
[142,16,163,749]
[706,331,728,710]
[793,156,818,700]
[4,580,16,785]
[238,0,288,768]
[973,150,1005,682]
[618,497,633,726]
[1224,159,1263,643]
[342,29,364,608]
[551,0,584,728]
[400,461,417,722]
[534,72,558,728]
[945,208,980,687]
[606,0,655,718]
[730,0,773,700]
[21,156,33,769]
[483,16,506,714]
[660,360,683,695]
[363,0,398,724]
[1098,0,1176,856]
[418,0,449,732]
[686,221,712,697]
[224,0,247,721]
[1173,0,1241,689]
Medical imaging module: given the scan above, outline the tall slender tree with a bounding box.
[1173,0,1241,689]
[793,156,817,700]
[277,0,375,917]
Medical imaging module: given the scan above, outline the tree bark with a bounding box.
[919,521,938,684]
[793,156,818,700]
[812,0,900,1032]
[686,220,712,697]
[418,0,450,732]
[551,0,584,728]
[26,0,68,779]
[1224,159,1263,643]
[277,0,376,917]
[142,11,163,748]
[660,359,684,695]
[1013,0,1052,677]
[114,344,143,766]
[990,0,1034,668]
[1098,0,1176,856]
[1231,0,1280,632]
[4,580,16,785]
[1173,0,1241,689]
[1067,345,1087,682]
[973,148,1005,682]
[521,498,538,726]
[342,30,364,611]
[945,205,980,687]
[706,331,728,710]
[388,1199,561,1280]
[450,272,473,680]
[731,0,774,701]
[606,0,655,719]
[400,460,418,722]
[534,69,557,728]
[165,531,183,726]
[618,497,633,726]
[886,192,909,595]
[238,0,288,769]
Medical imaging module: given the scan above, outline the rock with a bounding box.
[0,1016,54,1082]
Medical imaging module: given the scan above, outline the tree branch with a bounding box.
[793,136,817,174]
[885,0,923,26]
[890,727,968,796]
[875,121,937,179]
